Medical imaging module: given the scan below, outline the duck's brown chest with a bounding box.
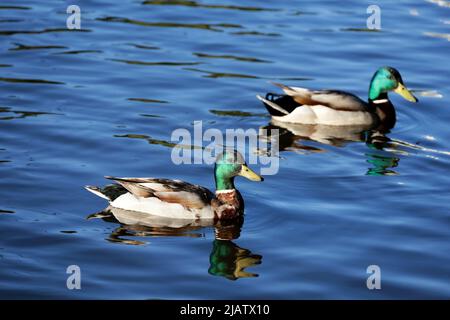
[212,190,244,220]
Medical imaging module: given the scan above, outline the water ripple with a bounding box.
[184,67,259,78]
[97,16,242,32]
[0,77,64,85]
[110,59,200,66]
[193,52,271,63]
[142,0,279,12]
[0,28,90,36]
[9,43,67,51]
[128,98,169,104]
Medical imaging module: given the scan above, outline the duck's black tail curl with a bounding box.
[258,93,299,116]
[265,92,283,102]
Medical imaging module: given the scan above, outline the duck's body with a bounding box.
[96,177,217,219]
[85,150,263,220]
[257,67,417,129]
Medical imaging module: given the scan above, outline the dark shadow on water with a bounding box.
[0,148,9,164]
[140,114,164,118]
[0,6,30,10]
[0,28,90,36]
[128,98,169,104]
[0,77,64,85]
[0,106,62,120]
[209,109,267,117]
[114,134,178,148]
[142,0,279,12]
[0,209,15,214]
[128,43,160,50]
[276,76,314,81]
[9,43,67,51]
[97,16,242,32]
[341,28,382,33]
[110,59,200,67]
[184,67,259,79]
[231,31,281,37]
[57,50,103,55]
[87,207,262,280]
[194,52,271,63]
[0,19,23,23]
[114,133,205,150]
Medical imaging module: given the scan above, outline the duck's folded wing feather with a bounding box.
[105,176,214,209]
[272,83,369,112]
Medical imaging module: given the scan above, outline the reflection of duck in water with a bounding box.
[257,67,418,131]
[364,131,401,176]
[262,121,370,150]
[365,152,400,176]
[85,150,263,220]
[209,239,262,280]
[260,120,401,174]
[87,207,262,280]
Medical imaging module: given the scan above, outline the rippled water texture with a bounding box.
[0,0,449,299]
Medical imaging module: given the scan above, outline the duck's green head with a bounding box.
[214,150,263,191]
[369,67,418,102]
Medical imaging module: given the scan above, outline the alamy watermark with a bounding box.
[366,265,381,290]
[66,265,81,290]
[66,5,81,30]
[366,5,381,30]
[170,121,280,175]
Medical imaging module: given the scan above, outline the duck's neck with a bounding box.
[369,92,389,104]
[368,81,390,103]
[368,92,396,131]
[215,165,236,191]
[215,175,235,191]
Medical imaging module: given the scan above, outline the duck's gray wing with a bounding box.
[272,83,370,112]
[105,177,215,209]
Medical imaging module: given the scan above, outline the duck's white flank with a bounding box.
[272,105,374,125]
[110,193,214,220]
[109,207,214,228]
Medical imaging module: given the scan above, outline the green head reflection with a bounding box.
[366,153,399,176]
[208,240,262,280]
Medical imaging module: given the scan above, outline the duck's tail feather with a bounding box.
[85,184,128,201]
[256,94,289,116]
[85,186,111,200]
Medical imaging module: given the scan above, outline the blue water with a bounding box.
[0,0,449,299]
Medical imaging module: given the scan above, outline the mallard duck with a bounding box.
[85,150,263,220]
[257,67,418,128]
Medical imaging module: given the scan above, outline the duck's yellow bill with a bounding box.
[239,165,264,182]
[394,83,418,103]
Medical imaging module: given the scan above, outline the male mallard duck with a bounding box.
[257,67,418,129]
[85,150,263,220]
